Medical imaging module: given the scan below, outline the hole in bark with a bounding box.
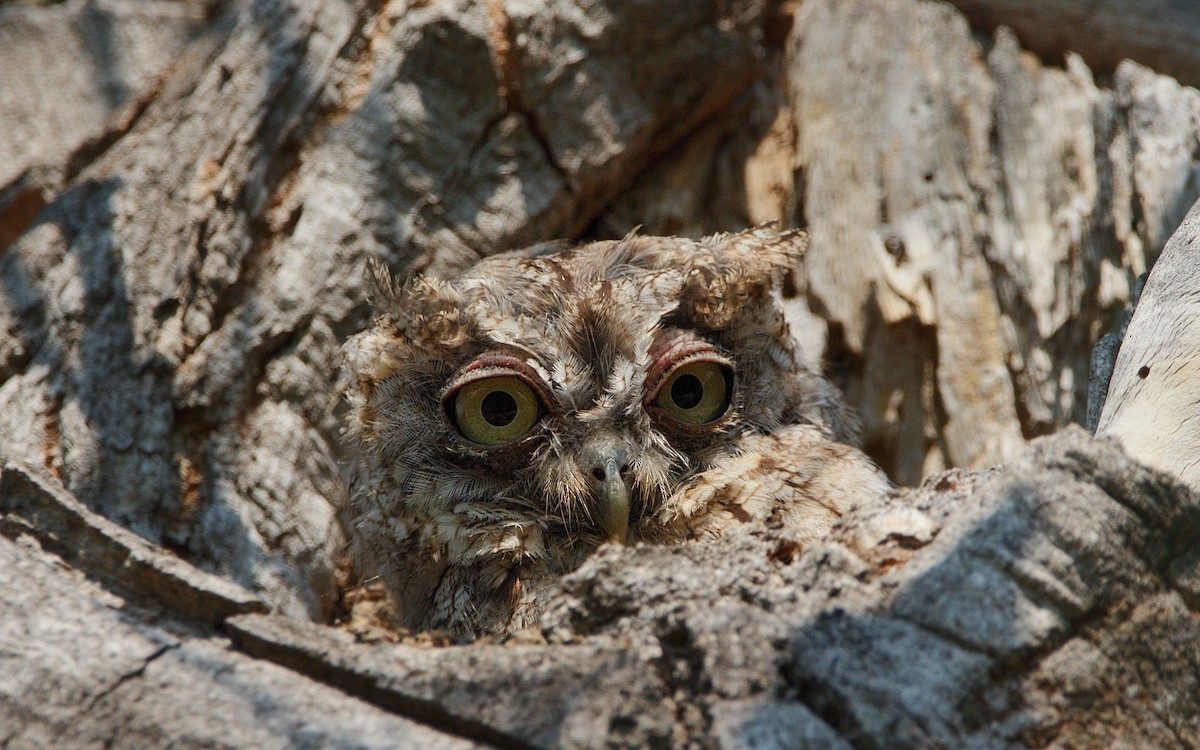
[882,232,907,262]
[1138,365,1150,379]
[153,298,180,324]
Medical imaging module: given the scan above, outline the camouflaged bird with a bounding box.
[341,228,890,638]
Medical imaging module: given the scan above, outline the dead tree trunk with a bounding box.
[599,0,1200,484]
[3,0,1200,746]
[0,0,769,617]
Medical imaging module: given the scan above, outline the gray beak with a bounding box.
[580,434,632,544]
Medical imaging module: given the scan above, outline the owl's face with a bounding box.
[434,327,739,544]
[344,229,826,586]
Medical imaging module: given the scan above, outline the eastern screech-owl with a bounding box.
[342,228,889,639]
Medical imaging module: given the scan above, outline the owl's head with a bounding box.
[343,228,846,581]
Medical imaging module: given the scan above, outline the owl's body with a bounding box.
[342,229,889,638]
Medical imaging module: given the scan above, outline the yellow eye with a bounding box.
[653,361,732,425]
[450,376,541,446]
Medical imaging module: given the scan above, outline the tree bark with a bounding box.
[944,0,1200,90]
[0,0,215,249]
[0,466,484,750]
[600,0,1200,483]
[0,0,768,617]
[3,0,1200,745]
[7,427,1200,748]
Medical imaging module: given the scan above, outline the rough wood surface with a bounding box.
[0,463,266,623]
[0,465,487,750]
[5,429,1199,747]
[3,0,1200,744]
[944,0,1200,90]
[602,0,1200,483]
[0,0,768,617]
[2,0,1197,612]
[0,0,216,250]
[1098,197,1200,486]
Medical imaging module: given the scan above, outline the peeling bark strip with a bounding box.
[0,463,266,623]
[0,521,487,748]
[1099,197,1200,488]
[226,613,539,750]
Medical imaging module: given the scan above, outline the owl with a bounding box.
[341,227,890,639]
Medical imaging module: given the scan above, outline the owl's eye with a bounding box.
[449,376,541,446]
[652,360,733,425]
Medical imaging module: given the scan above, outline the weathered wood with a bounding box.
[0,0,362,620]
[945,0,1200,90]
[11,422,1194,748]
[0,462,265,623]
[10,425,1192,747]
[226,612,668,750]
[2,0,1197,617]
[544,428,1200,747]
[598,0,1200,484]
[1098,197,1200,486]
[3,0,1200,745]
[0,501,487,748]
[0,0,768,617]
[0,0,215,249]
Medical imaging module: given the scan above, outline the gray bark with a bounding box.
[0,464,485,749]
[0,0,768,617]
[6,427,1200,748]
[602,0,1200,483]
[0,0,215,248]
[944,0,1200,90]
[0,0,215,186]
[3,0,1200,745]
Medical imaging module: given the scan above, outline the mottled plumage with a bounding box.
[342,228,889,638]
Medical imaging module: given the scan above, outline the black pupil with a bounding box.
[481,390,518,427]
[671,374,704,410]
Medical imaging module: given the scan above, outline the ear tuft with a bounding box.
[365,257,401,310]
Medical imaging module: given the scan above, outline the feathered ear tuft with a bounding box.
[731,225,809,269]
[772,229,809,299]
[676,228,809,329]
[365,257,402,310]
[360,257,466,347]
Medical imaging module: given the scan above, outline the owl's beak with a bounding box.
[596,458,631,544]
[581,436,632,545]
